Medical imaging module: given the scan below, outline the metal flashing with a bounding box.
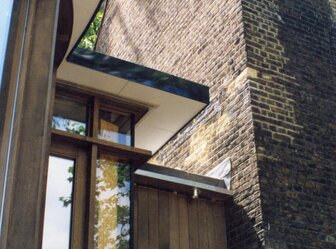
[134,164,233,201]
[67,48,209,104]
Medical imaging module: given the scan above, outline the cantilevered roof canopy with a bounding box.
[135,164,233,201]
[56,0,209,153]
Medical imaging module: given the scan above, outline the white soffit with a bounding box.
[57,0,127,94]
[56,0,208,153]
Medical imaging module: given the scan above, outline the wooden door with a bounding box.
[133,185,227,249]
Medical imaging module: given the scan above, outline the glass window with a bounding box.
[42,156,75,249]
[98,109,132,146]
[0,0,14,85]
[47,85,147,248]
[52,97,88,136]
[95,154,131,249]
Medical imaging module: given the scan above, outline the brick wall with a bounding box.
[97,1,264,248]
[242,0,336,248]
[97,0,336,248]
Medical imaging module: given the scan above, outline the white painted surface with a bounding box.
[56,0,207,153]
[206,158,232,190]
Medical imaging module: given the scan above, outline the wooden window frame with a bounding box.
[43,82,152,248]
[48,139,89,249]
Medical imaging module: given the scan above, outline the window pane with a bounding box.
[42,156,75,249]
[98,109,132,146]
[52,97,87,135]
[95,155,130,249]
[0,0,14,84]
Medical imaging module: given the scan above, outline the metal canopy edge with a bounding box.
[67,48,209,104]
[134,164,233,201]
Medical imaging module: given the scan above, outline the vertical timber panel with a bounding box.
[158,190,169,249]
[188,198,199,249]
[147,188,159,249]
[178,195,189,249]
[134,186,228,249]
[169,193,179,249]
[138,187,149,249]
[198,199,209,249]
[207,202,217,249]
[213,202,227,248]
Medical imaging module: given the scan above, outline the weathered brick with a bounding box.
[97,0,336,248]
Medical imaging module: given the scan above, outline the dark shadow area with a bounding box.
[258,0,336,248]
[226,199,264,249]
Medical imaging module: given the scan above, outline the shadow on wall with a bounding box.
[226,199,264,249]
[258,0,336,248]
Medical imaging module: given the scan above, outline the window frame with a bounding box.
[46,138,89,249]
[43,82,152,249]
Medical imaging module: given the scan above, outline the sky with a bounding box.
[0,0,14,86]
[42,156,73,249]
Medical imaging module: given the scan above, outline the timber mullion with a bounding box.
[92,96,99,138]
[0,0,60,248]
[133,185,138,249]
[87,144,98,249]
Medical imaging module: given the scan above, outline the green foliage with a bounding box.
[66,123,86,135]
[52,116,86,136]
[59,196,72,207]
[78,2,105,50]
[59,165,74,207]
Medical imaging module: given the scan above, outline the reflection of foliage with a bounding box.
[78,1,105,50]
[52,116,84,206]
[51,116,58,129]
[95,159,130,249]
[66,123,86,135]
[59,166,74,207]
[59,196,72,207]
[52,116,86,136]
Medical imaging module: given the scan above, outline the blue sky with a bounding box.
[0,1,14,85]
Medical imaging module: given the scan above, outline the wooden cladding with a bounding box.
[134,185,228,249]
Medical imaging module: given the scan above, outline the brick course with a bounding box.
[97,0,336,248]
[242,0,336,248]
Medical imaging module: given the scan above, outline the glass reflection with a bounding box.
[42,156,75,249]
[95,155,130,249]
[0,0,14,85]
[52,97,87,136]
[98,109,132,146]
